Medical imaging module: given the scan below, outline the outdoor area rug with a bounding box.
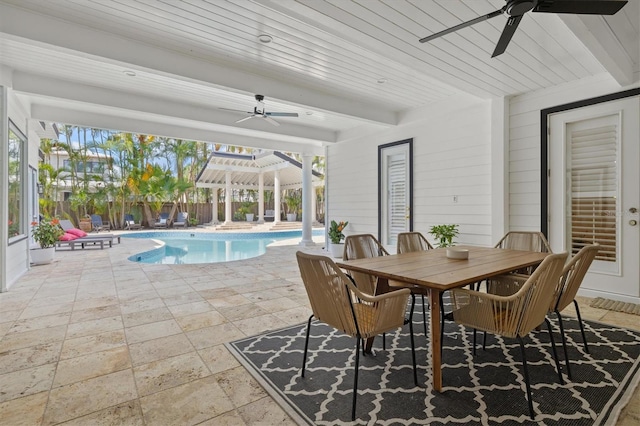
[227,299,640,425]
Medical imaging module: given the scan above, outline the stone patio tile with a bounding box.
[133,351,210,397]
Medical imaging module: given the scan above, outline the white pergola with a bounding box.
[195,151,323,245]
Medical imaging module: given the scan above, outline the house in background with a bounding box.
[0,0,638,303]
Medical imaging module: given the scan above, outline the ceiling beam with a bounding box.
[560,15,636,86]
[29,103,326,156]
[13,72,336,144]
[0,3,397,126]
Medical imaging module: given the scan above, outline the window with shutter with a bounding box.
[568,119,618,263]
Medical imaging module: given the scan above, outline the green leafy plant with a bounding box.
[31,218,64,249]
[429,224,459,248]
[328,220,349,244]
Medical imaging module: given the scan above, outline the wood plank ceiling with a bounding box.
[0,0,637,154]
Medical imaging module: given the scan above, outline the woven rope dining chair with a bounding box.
[550,244,599,380]
[486,231,553,296]
[343,234,390,295]
[450,252,568,420]
[296,251,417,421]
[396,232,434,338]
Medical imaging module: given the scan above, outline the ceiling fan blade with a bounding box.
[263,116,280,126]
[491,15,523,58]
[220,107,253,114]
[533,0,628,15]
[419,8,503,43]
[235,116,254,124]
[265,112,299,117]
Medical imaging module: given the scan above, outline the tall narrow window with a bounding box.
[8,120,26,242]
[568,116,617,262]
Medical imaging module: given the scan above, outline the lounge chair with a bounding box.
[90,214,110,232]
[153,212,170,228]
[124,214,142,230]
[58,219,121,247]
[173,212,188,228]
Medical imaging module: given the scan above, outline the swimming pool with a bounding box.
[124,230,323,265]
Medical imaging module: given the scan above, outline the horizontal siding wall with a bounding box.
[508,73,628,232]
[327,96,493,248]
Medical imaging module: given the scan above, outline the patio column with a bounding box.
[274,169,281,224]
[300,154,314,246]
[224,170,232,225]
[258,172,265,224]
[211,189,219,224]
[311,184,317,224]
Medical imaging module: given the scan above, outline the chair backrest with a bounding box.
[90,214,103,225]
[397,232,433,254]
[177,212,188,222]
[59,219,75,231]
[514,252,568,336]
[296,251,358,336]
[159,212,170,220]
[343,234,389,294]
[552,245,599,312]
[495,231,551,253]
[124,214,135,222]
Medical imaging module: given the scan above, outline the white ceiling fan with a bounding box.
[223,94,298,127]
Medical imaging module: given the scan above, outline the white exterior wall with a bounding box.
[508,73,636,231]
[327,96,494,248]
[5,88,32,290]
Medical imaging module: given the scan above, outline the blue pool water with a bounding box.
[124,230,322,265]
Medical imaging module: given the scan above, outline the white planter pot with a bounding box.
[30,247,55,265]
[287,213,297,222]
[329,242,344,258]
[245,213,254,222]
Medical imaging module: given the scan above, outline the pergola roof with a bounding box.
[195,151,323,191]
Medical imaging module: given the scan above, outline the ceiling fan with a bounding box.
[419,0,628,58]
[223,94,298,126]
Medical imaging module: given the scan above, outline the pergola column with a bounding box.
[311,184,317,224]
[258,172,265,224]
[211,189,219,224]
[224,170,232,225]
[274,169,281,224]
[300,154,315,246]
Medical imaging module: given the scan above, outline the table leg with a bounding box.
[430,290,442,392]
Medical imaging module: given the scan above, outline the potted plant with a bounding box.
[328,220,348,257]
[30,217,64,265]
[236,202,255,222]
[284,194,301,221]
[429,224,459,248]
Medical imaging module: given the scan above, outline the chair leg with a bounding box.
[439,292,445,356]
[516,336,535,420]
[421,294,428,337]
[473,328,477,356]
[554,311,572,380]
[482,331,487,351]
[545,318,565,385]
[573,300,589,354]
[301,315,314,377]
[351,337,361,421]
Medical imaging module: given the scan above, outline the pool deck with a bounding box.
[1,231,638,425]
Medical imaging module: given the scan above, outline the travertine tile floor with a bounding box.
[1,234,638,425]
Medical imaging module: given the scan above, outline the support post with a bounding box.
[224,170,232,225]
[300,154,314,246]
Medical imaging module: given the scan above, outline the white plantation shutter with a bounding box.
[388,154,407,243]
[569,124,617,261]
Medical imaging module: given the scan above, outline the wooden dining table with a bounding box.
[335,245,550,392]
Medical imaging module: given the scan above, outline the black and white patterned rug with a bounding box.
[227,300,640,425]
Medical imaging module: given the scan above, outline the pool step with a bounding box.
[215,223,255,231]
[269,222,302,230]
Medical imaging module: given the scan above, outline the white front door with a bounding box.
[549,96,640,302]
[380,142,411,246]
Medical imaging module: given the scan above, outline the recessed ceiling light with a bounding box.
[258,34,273,44]
[377,77,388,84]
[123,70,136,77]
